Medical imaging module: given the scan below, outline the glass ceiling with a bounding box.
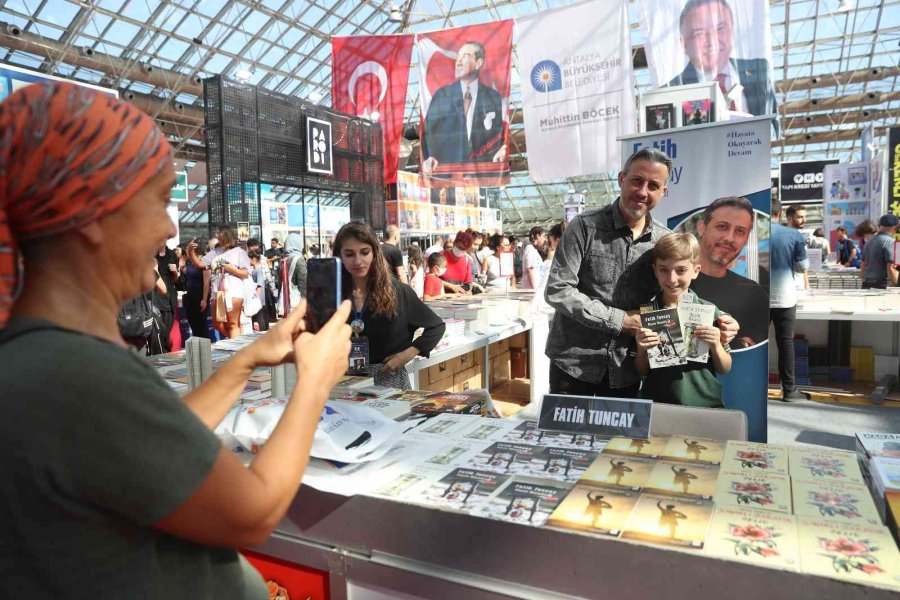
[0,0,897,232]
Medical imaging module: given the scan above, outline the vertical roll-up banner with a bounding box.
[621,116,773,442]
[889,127,900,216]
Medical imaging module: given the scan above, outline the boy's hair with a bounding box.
[835,226,848,234]
[652,232,700,265]
[428,252,447,269]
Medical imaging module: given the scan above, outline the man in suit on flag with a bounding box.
[422,41,507,175]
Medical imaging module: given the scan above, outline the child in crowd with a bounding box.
[424,252,448,301]
[634,233,731,408]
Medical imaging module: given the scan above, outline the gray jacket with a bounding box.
[544,200,668,387]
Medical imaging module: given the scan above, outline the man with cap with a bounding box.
[860,214,899,289]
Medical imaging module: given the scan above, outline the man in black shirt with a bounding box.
[691,197,769,349]
[382,224,408,284]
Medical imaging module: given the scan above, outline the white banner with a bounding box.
[517,0,635,181]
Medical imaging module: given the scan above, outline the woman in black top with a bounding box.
[334,222,446,389]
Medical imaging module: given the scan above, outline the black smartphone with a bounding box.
[305,257,342,333]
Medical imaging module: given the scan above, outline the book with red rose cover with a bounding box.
[473,476,572,527]
[722,440,789,475]
[621,492,714,550]
[643,460,720,499]
[797,517,900,590]
[546,482,641,538]
[704,507,800,572]
[603,434,670,458]
[792,478,882,527]
[713,469,792,514]
[789,446,865,485]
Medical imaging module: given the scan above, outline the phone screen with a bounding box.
[305,257,342,333]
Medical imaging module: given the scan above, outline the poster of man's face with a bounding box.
[676,198,770,350]
[636,0,778,129]
[417,22,513,186]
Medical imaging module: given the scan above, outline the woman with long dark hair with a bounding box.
[334,222,446,389]
[183,237,211,339]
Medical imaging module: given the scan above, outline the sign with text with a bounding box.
[779,159,839,203]
[306,117,333,175]
[538,394,652,439]
[889,127,900,213]
[170,171,189,202]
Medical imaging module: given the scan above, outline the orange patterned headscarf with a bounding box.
[0,81,172,326]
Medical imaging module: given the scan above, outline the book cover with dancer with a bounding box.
[644,460,720,499]
[603,434,671,458]
[546,483,641,537]
[662,435,726,464]
[621,493,714,550]
[580,453,658,490]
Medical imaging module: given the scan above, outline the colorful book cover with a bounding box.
[546,483,641,537]
[713,469,792,514]
[872,457,900,492]
[644,460,720,499]
[419,468,510,512]
[524,447,599,483]
[580,454,658,490]
[797,517,900,589]
[792,478,883,527]
[474,477,572,527]
[855,432,900,460]
[789,447,865,484]
[640,308,686,368]
[467,442,541,475]
[411,390,487,415]
[621,493,714,550]
[678,301,716,364]
[704,507,800,572]
[603,434,671,458]
[722,440,789,475]
[661,435,726,464]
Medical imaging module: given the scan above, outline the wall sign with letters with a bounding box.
[538,394,653,440]
[306,117,333,175]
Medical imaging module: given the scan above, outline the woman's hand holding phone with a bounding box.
[294,300,352,402]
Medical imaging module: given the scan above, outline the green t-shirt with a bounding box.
[638,297,729,409]
[0,318,266,599]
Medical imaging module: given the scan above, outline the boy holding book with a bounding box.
[424,252,448,301]
[635,233,731,407]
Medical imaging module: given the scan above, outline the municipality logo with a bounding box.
[531,60,562,93]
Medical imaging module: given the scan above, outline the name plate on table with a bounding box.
[538,394,652,439]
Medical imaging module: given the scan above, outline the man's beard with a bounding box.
[707,245,738,266]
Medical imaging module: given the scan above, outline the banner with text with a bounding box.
[889,127,900,216]
[538,394,653,439]
[417,21,513,186]
[332,34,414,185]
[621,116,772,442]
[517,0,635,180]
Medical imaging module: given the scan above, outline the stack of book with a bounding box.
[434,318,468,352]
[855,432,900,521]
[185,336,212,390]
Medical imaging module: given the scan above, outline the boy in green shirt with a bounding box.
[635,233,732,407]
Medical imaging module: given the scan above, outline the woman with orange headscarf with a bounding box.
[0,82,352,598]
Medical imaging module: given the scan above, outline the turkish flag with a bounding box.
[332,34,414,185]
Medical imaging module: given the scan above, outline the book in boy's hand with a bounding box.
[678,301,716,363]
[640,308,686,369]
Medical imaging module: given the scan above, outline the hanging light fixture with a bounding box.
[836,0,854,12]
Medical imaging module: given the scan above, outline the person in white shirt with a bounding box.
[519,226,547,290]
[424,235,444,258]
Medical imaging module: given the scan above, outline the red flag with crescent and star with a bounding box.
[332,34,414,185]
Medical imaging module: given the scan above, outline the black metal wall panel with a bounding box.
[204,76,386,234]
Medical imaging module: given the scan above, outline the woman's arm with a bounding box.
[403,285,447,358]
[155,302,352,547]
[201,269,210,311]
[155,270,167,295]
